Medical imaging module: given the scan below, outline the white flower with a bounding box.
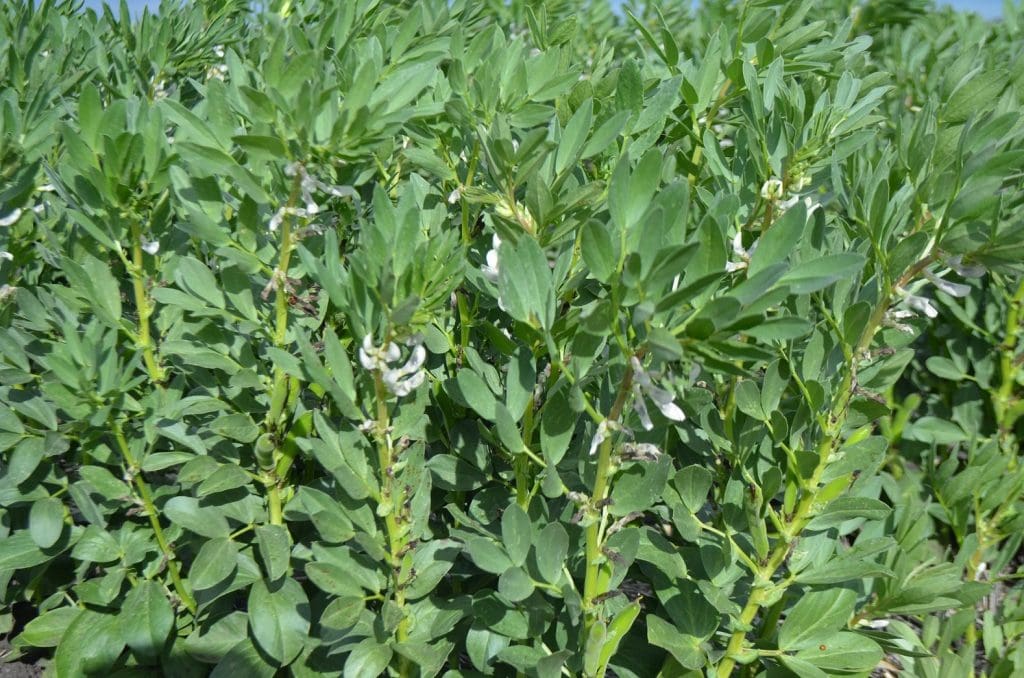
[382,344,427,396]
[621,442,662,461]
[0,208,22,227]
[0,284,15,302]
[283,163,358,221]
[206,63,228,81]
[883,309,917,333]
[447,188,461,204]
[899,290,939,318]
[925,269,970,298]
[946,255,985,279]
[152,78,169,100]
[630,357,686,430]
[359,334,428,397]
[213,44,226,59]
[358,333,401,370]
[725,231,757,273]
[0,251,12,262]
[141,237,160,255]
[268,206,308,232]
[790,174,811,192]
[588,419,624,456]
[760,178,784,200]
[481,234,501,283]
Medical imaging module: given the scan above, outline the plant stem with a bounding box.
[993,276,1024,458]
[960,276,1024,664]
[263,170,304,525]
[716,297,891,676]
[583,364,635,633]
[127,222,164,385]
[460,140,481,246]
[373,370,411,676]
[113,421,196,615]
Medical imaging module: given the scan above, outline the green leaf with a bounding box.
[189,537,238,590]
[29,497,65,549]
[81,255,123,328]
[17,607,81,649]
[256,524,291,581]
[925,356,965,381]
[608,149,662,232]
[505,347,536,420]
[806,497,892,530]
[344,637,394,678]
[211,639,277,678]
[55,610,125,677]
[555,98,593,174]
[247,577,310,666]
[175,256,225,309]
[210,413,259,443]
[749,201,807,276]
[501,503,532,567]
[794,632,884,672]
[776,254,866,294]
[405,540,460,601]
[498,566,535,602]
[163,496,231,538]
[540,390,575,464]
[497,236,554,329]
[494,402,527,454]
[453,369,498,422]
[533,523,568,584]
[581,111,630,159]
[120,581,174,659]
[743,316,813,342]
[71,525,120,563]
[778,588,857,650]
[944,70,1007,124]
[648,615,706,670]
[196,463,252,497]
[675,465,713,513]
[581,219,617,283]
[610,456,672,515]
[464,536,512,575]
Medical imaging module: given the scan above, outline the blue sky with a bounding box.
[82,0,1008,19]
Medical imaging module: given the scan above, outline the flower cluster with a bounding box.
[725,230,757,273]
[206,45,228,81]
[761,175,820,216]
[630,356,686,430]
[481,234,501,283]
[892,255,985,325]
[359,334,428,397]
[268,164,357,232]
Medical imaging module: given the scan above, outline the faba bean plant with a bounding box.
[1,0,1023,676]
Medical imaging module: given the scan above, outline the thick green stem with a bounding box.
[716,298,891,676]
[128,223,164,385]
[113,421,196,615]
[373,371,411,676]
[993,277,1024,458]
[583,365,635,641]
[460,140,481,246]
[263,170,304,525]
[961,276,1024,665]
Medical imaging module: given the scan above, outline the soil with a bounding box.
[0,643,44,678]
[0,638,44,678]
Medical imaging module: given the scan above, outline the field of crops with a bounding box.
[1,0,1023,676]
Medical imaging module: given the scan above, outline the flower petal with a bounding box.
[925,270,970,298]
